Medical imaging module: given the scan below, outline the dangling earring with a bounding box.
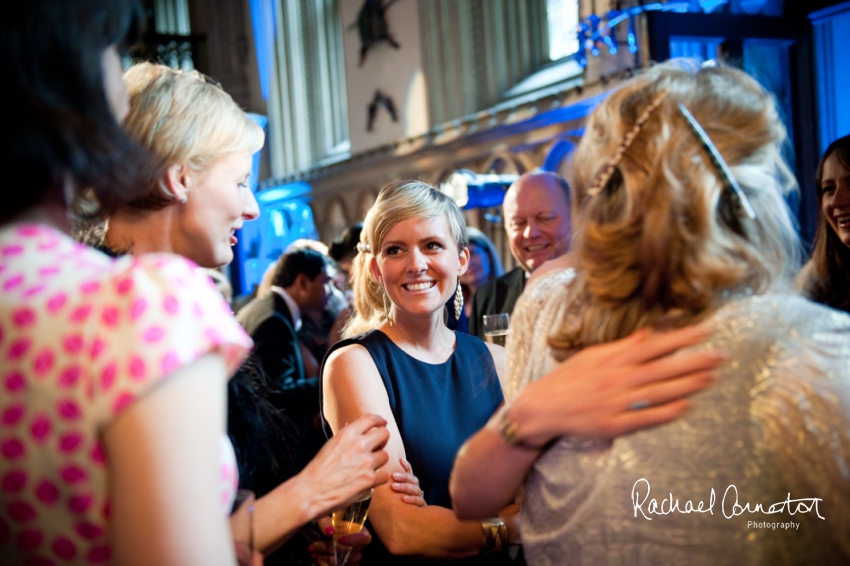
[382,287,394,327]
[454,280,463,320]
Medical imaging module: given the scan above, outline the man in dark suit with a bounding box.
[237,247,334,463]
[469,171,572,339]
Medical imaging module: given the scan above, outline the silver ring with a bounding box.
[420,489,425,498]
[629,400,651,411]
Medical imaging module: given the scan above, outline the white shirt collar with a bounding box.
[269,286,302,331]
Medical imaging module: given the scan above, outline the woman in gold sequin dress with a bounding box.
[451,61,850,565]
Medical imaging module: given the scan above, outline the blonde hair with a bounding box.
[122,62,264,210]
[550,60,802,353]
[343,181,468,337]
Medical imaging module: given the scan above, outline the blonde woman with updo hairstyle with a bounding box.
[88,62,400,565]
[451,61,850,564]
[98,62,263,267]
[322,181,718,564]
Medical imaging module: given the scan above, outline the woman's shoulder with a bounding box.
[513,267,577,328]
[503,268,577,401]
[324,332,379,371]
[717,292,850,334]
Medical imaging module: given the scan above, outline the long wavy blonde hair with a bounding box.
[549,60,802,354]
[343,181,469,337]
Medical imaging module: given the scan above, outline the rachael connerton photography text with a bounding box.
[630,478,825,520]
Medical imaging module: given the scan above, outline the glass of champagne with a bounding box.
[230,489,255,566]
[482,313,510,347]
[332,489,373,566]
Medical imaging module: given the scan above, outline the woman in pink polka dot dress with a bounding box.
[0,1,260,563]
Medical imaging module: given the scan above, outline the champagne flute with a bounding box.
[482,313,510,347]
[230,489,255,566]
[332,489,373,566]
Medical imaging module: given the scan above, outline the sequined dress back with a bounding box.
[505,268,850,566]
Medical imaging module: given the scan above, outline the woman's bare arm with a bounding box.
[323,345,515,560]
[451,326,724,519]
[105,354,236,566]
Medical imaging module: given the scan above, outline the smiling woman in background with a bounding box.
[460,228,503,320]
[798,134,850,312]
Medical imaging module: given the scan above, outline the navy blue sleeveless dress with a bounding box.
[321,329,506,565]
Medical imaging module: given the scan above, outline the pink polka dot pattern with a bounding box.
[98,363,116,392]
[45,293,66,315]
[88,338,105,361]
[163,295,179,315]
[56,400,81,421]
[35,480,59,505]
[8,500,36,522]
[129,298,147,321]
[1,245,24,257]
[111,392,135,415]
[62,335,83,355]
[74,522,103,540]
[100,306,118,327]
[23,285,46,299]
[5,372,26,393]
[1,439,25,460]
[58,433,82,454]
[8,338,31,361]
[128,357,146,381]
[33,349,54,377]
[89,444,104,466]
[142,326,165,343]
[1,470,27,493]
[30,415,51,443]
[51,536,76,560]
[79,281,100,294]
[2,404,25,426]
[1,224,252,562]
[13,308,36,328]
[59,466,86,485]
[67,495,92,515]
[57,366,81,388]
[68,305,92,324]
[4,274,24,292]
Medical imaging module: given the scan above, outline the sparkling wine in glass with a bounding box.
[332,489,373,566]
[482,313,510,347]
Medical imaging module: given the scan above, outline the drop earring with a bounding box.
[383,290,394,326]
[454,280,463,320]
[380,279,393,327]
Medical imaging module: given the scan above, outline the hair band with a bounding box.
[586,88,670,196]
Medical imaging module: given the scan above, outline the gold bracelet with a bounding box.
[478,516,506,555]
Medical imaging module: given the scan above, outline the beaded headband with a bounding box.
[586,88,670,196]
[356,241,371,253]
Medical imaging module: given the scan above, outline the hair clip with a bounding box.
[586,88,670,196]
[356,242,371,253]
[676,103,756,220]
